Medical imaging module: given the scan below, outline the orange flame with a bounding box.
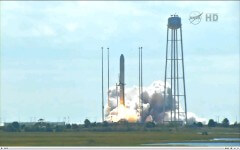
[108,104,138,123]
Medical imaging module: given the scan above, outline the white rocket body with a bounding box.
[119,54,125,106]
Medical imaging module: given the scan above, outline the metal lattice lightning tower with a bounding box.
[101,47,104,122]
[139,47,143,123]
[163,15,188,124]
[107,48,110,110]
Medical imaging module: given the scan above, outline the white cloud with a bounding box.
[65,23,79,32]
[21,24,56,37]
[37,25,56,36]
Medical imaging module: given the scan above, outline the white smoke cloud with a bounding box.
[187,112,207,124]
[105,80,205,124]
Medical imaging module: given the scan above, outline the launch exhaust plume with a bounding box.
[106,80,172,123]
[105,80,205,123]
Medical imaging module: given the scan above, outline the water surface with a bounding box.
[211,138,240,141]
[142,138,240,146]
[142,142,240,146]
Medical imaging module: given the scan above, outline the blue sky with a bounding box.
[0,1,239,124]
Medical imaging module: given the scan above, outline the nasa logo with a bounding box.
[189,11,203,25]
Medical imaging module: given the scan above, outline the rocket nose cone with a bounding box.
[120,54,124,60]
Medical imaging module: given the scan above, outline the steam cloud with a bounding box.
[105,80,206,124]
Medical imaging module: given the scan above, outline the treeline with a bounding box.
[3,118,239,132]
[188,118,240,128]
[4,121,64,132]
[3,119,157,132]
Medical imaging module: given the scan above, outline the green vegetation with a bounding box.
[208,119,217,127]
[222,118,230,127]
[3,118,240,132]
[4,121,20,132]
[84,119,91,128]
[145,121,155,128]
[0,127,239,146]
[1,118,239,146]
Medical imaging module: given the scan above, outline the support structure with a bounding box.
[163,15,188,124]
[107,48,110,109]
[139,47,143,123]
[101,47,104,122]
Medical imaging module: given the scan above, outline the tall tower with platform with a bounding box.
[163,15,188,124]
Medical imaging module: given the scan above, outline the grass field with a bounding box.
[0,127,239,146]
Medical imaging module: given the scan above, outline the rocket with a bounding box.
[119,54,125,106]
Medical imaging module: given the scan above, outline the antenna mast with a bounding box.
[101,47,104,122]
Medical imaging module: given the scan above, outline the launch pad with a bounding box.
[102,14,188,124]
